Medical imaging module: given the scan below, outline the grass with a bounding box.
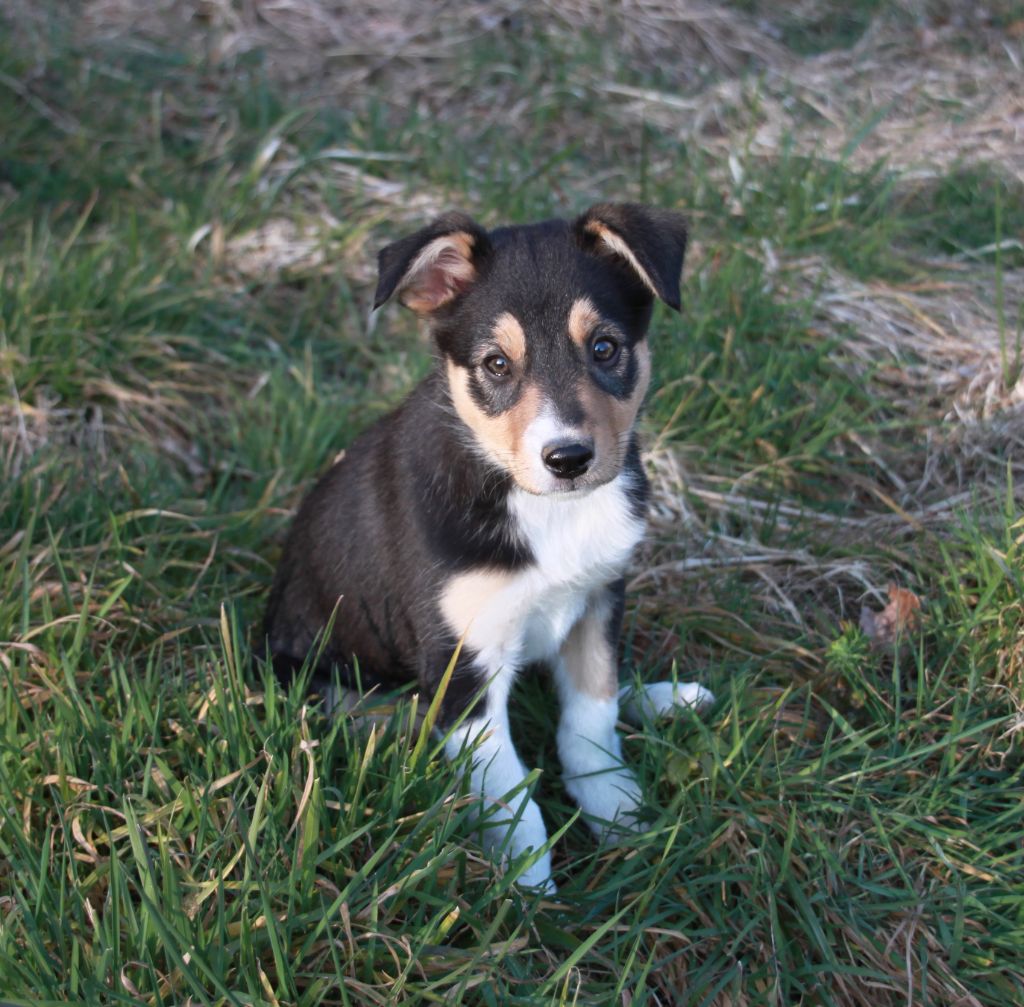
[896,167,1024,268]
[1,4,1023,1005]
[729,0,884,54]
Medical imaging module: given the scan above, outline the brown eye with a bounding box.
[484,354,510,377]
[592,337,620,364]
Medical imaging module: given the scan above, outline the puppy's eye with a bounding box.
[592,337,620,364]
[483,354,511,377]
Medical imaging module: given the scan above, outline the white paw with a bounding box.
[564,766,644,839]
[480,794,556,892]
[619,681,714,724]
[509,850,557,893]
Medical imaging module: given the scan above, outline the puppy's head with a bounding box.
[374,203,687,495]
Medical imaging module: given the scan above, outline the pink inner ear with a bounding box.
[401,238,476,313]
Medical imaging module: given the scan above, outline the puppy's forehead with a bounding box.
[468,221,624,324]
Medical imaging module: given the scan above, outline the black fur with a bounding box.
[574,202,688,310]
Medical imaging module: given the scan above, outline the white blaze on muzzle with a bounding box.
[520,402,595,494]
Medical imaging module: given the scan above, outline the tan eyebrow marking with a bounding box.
[491,311,527,362]
[567,296,602,347]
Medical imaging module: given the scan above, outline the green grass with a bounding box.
[2,9,1023,1006]
[896,167,1024,267]
[728,0,884,54]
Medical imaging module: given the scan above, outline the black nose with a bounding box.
[542,440,594,479]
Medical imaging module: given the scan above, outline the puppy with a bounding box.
[263,203,712,890]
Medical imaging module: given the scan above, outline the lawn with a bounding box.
[1,2,1023,1004]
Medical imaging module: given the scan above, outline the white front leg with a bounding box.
[554,603,642,837]
[556,688,643,835]
[445,716,554,891]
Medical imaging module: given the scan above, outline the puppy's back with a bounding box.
[263,387,434,684]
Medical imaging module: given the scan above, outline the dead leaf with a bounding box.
[860,584,922,650]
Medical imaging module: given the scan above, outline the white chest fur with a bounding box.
[439,474,646,679]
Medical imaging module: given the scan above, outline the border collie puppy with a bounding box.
[264,203,713,890]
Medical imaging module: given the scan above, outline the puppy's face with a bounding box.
[374,204,688,495]
[438,255,654,496]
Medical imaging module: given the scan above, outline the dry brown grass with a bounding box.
[600,11,1024,183]
[635,243,1023,649]
[77,0,786,94]
[788,255,1024,423]
[10,0,1015,190]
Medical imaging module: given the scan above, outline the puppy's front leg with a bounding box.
[554,594,643,837]
[442,672,553,891]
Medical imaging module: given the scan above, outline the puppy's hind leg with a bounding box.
[617,679,714,725]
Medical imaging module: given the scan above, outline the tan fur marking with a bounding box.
[508,384,542,459]
[447,360,507,462]
[560,608,617,699]
[491,312,527,363]
[576,342,651,481]
[584,221,659,297]
[401,232,476,313]
[441,568,515,638]
[446,361,544,487]
[567,297,601,348]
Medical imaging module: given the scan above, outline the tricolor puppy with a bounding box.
[264,203,713,891]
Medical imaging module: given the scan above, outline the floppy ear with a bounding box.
[374,212,490,314]
[574,202,688,311]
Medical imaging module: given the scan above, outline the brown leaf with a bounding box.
[860,584,922,650]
